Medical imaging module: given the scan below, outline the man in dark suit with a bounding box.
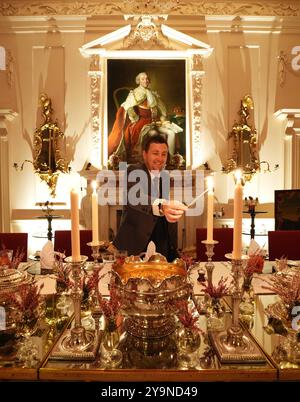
[113,134,187,261]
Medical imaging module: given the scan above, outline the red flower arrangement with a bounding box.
[10,249,25,270]
[244,254,264,278]
[170,300,200,331]
[0,246,25,270]
[262,270,300,308]
[179,252,196,270]
[53,255,71,292]
[115,256,126,266]
[98,287,122,332]
[6,283,44,323]
[202,277,231,299]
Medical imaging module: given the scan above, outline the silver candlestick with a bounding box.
[49,255,99,360]
[87,241,104,333]
[87,241,104,263]
[201,240,218,287]
[208,254,265,363]
[224,256,244,346]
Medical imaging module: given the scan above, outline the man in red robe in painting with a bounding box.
[108,71,182,164]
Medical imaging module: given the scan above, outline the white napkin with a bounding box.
[143,241,156,262]
[40,240,55,270]
[247,239,266,257]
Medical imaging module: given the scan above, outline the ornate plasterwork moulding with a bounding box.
[0,109,18,123]
[1,1,300,17]
[2,3,300,34]
[274,108,300,135]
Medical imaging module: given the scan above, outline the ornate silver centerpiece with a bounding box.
[112,255,192,339]
[0,269,33,295]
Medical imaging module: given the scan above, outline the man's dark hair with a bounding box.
[142,133,168,152]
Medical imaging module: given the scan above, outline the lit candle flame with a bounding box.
[206,175,214,191]
[92,180,97,193]
[234,169,242,182]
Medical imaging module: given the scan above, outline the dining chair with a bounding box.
[0,232,28,261]
[54,230,93,261]
[268,230,300,260]
[196,228,234,261]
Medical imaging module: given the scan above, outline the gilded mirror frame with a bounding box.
[223,94,260,181]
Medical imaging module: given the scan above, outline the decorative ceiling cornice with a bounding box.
[1,1,300,17]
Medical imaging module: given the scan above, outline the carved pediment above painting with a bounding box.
[122,15,172,50]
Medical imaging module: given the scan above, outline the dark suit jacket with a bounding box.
[113,163,177,258]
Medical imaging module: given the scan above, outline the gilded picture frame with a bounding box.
[106,58,186,169]
[275,189,300,230]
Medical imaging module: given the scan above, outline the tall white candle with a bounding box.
[232,170,243,259]
[206,175,214,242]
[70,189,81,261]
[92,181,99,244]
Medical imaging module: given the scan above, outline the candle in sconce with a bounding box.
[92,181,99,244]
[70,189,81,261]
[206,175,214,242]
[232,170,243,259]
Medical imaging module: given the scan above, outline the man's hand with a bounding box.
[162,200,188,223]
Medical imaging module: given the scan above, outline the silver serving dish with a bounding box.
[112,254,192,339]
[0,268,33,296]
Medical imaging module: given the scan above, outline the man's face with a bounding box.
[139,73,150,88]
[143,143,168,172]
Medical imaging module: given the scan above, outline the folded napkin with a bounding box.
[248,239,266,257]
[40,240,55,270]
[143,241,156,262]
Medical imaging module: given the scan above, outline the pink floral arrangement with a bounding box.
[86,269,108,293]
[179,252,196,270]
[53,255,72,292]
[170,300,200,331]
[6,283,44,322]
[244,254,264,278]
[262,270,300,308]
[0,246,25,270]
[98,287,122,331]
[10,249,25,270]
[115,256,126,266]
[202,277,231,299]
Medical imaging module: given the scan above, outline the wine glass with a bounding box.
[101,252,116,265]
[101,317,122,367]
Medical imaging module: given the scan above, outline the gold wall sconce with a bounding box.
[223,95,260,182]
[14,93,69,197]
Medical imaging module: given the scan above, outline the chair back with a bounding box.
[0,232,28,261]
[196,228,234,261]
[268,230,300,260]
[54,230,93,261]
